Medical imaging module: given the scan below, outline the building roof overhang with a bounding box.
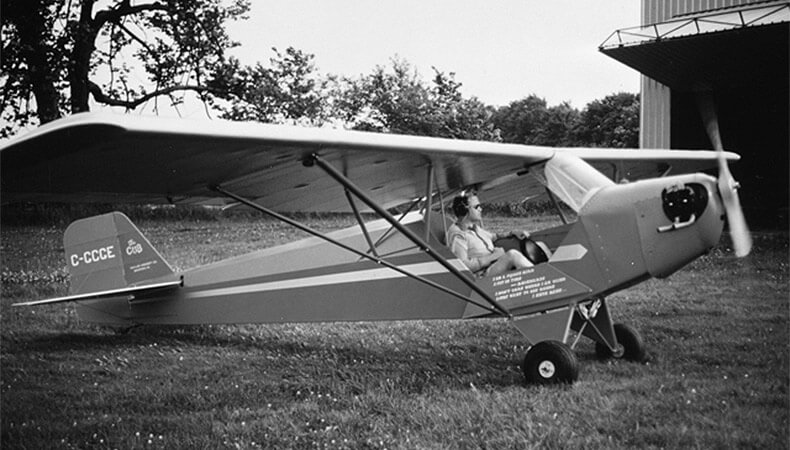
[600,2,789,92]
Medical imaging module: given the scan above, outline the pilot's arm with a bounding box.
[449,231,503,273]
[496,229,531,240]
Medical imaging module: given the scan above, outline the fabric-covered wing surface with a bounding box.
[1,113,737,211]
[0,113,550,212]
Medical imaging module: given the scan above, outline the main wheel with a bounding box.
[522,340,579,384]
[595,323,647,362]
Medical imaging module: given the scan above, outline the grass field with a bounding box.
[1,213,788,449]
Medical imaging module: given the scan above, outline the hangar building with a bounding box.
[600,0,788,226]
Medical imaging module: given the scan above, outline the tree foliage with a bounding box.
[334,59,500,140]
[492,95,552,145]
[1,0,640,146]
[492,95,582,146]
[576,92,640,148]
[1,0,250,136]
[540,102,582,147]
[493,93,639,147]
[211,47,330,125]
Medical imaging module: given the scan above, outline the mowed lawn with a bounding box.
[1,213,787,449]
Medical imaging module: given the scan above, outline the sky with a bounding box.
[7,1,644,132]
[225,0,643,109]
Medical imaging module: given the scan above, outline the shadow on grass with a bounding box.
[4,322,530,390]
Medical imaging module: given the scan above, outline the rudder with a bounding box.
[64,212,174,295]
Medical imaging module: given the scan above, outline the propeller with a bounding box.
[697,92,752,257]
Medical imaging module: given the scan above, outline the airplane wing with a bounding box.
[0,112,738,211]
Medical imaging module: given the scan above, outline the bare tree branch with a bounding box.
[114,20,157,56]
[88,81,226,109]
[93,1,167,30]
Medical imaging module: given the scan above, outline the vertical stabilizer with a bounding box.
[64,212,174,295]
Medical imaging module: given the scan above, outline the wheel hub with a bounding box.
[538,360,556,378]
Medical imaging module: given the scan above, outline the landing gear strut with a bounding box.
[514,299,649,385]
[595,323,647,362]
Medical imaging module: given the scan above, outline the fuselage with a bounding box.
[74,158,726,326]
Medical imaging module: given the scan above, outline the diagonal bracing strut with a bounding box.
[305,153,513,319]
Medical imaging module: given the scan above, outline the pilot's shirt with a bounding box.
[447,223,497,273]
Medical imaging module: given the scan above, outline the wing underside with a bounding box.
[0,113,738,211]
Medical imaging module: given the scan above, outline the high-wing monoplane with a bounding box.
[1,111,751,384]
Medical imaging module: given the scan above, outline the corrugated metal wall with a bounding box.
[642,0,759,24]
[640,78,671,149]
[638,0,762,148]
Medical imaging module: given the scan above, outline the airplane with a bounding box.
[0,105,751,385]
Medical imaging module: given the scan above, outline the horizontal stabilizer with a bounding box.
[12,279,182,307]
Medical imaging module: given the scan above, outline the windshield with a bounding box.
[534,153,614,212]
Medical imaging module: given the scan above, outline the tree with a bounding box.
[211,47,330,125]
[493,94,640,147]
[575,92,640,148]
[335,58,434,134]
[430,70,501,141]
[1,0,250,136]
[538,102,581,146]
[493,96,582,146]
[335,58,500,141]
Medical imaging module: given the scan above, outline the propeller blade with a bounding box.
[697,93,752,257]
[720,177,753,257]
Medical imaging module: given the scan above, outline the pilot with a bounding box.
[447,192,533,276]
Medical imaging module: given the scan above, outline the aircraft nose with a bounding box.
[637,175,724,278]
[658,175,724,250]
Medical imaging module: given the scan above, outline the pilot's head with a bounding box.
[452,193,482,221]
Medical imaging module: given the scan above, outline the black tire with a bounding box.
[522,340,579,385]
[595,323,647,362]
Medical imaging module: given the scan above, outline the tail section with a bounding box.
[65,212,174,295]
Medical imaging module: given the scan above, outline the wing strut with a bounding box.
[372,196,421,252]
[423,163,435,243]
[436,185,449,242]
[344,188,378,257]
[210,185,504,317]
[305,153,513,319]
